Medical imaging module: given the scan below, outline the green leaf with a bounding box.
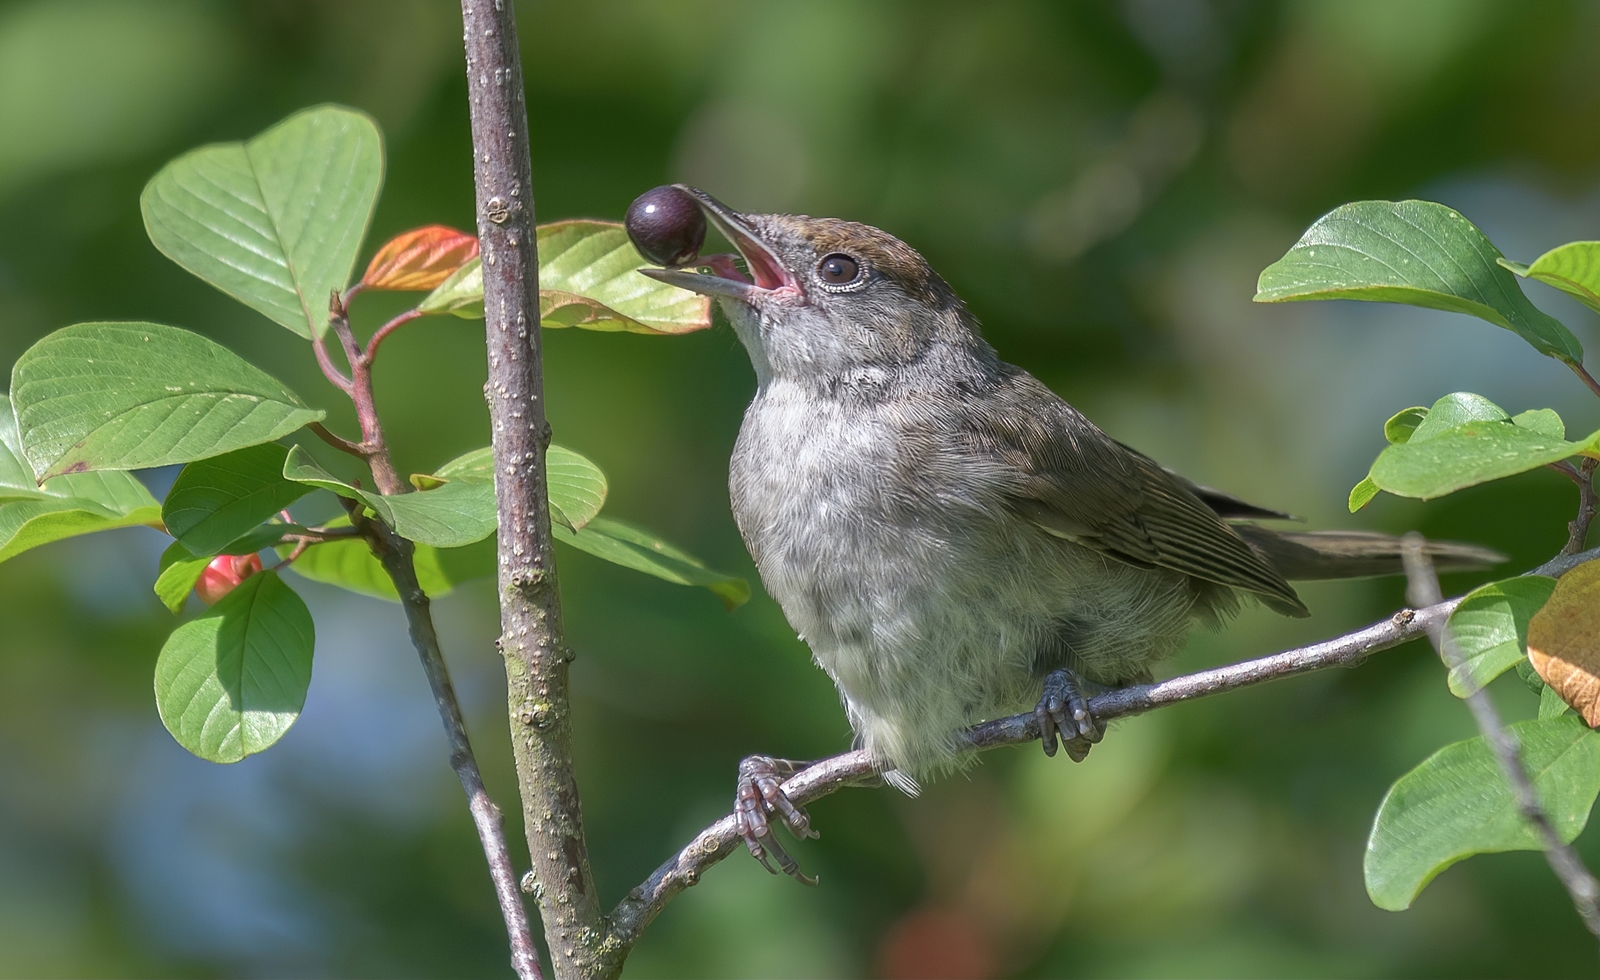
[1348,476,1380,513]
[1499,242,1600,317]
[280,516,482,600]
[162,443,311,556]
[153,569,315,763]
[377,480,497,549]
[1442,576,1558,697]
[11,322,324,479]
[554,516,750,610]
[0,393,163,563]
[432,443,606,530]
[1511,408,1565,440]
[1383,407,1429,444]
[280,444,495,548]
[1368,419,1597,500]
[154,540,208,614]
[1407,392,1507,442]
[141,105,383,339]
[418,221,713,334]
[1541,684,1575,720]
[1255,200,1584,364]
[1365,716,1600,911]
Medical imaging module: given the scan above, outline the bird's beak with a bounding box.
[637,185,798,302]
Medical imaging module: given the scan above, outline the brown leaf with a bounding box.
[361,225,479,291]
[1529,560,1600,726]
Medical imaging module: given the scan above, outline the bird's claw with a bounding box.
[735,755,819,885]
[1036,668,1103,762]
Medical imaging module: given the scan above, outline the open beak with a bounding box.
[637,186,797,302]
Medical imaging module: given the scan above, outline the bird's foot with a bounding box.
[1036,668,1103,762]
[735,755,820,884]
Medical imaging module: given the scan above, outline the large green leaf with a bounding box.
[1442,576,1558,697]
[1365,716,1600,911]
[162,443,311,556]
[280,444,495,548]
[0,393,162,563]
[280,518,481,601]
[141,105,383,338]
[153,569,315,763]
[11,322,324,479]
[554,516,750,610]
[432,443,606,530]
[1255,200,1584,364]
[418,221,712,334]
[1500,242,1600,317]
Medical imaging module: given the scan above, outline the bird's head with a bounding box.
[638,186,977,388]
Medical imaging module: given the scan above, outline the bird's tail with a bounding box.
[1234,527,1506,581]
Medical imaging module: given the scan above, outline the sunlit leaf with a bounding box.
[361,225,478,291]
[1500,242,1600,317]
[1255,200,1584,364]
[1442,576,1557,697]
[1348,476,1380,513]
[417,221,713,334]
[154,540,208,614]
[280,515,486,601]
[1383,406,1429,444]
[433,443,605,530]
[554,516,749,609]
[0,393,162,564]
[11,322,324,479]
[141,105,383,338]
[1365,716,1600,911]
[1407,392,1507,441]
[162,443,310,556]
[1529,561,1600,727]
[153,570,314,763]
[280,443,495,548]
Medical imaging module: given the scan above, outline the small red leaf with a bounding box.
[195,553,263,605]
[362,225,479,291]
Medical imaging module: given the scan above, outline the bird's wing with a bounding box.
[955,367,1307,616]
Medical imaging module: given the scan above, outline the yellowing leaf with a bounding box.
[361,225,478,291]
[1529,561,1600,727]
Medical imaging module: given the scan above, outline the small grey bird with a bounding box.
[638,186,1499,880]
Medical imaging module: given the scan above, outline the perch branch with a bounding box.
[1401,534,1600,946]
[460,2,602,978]
[605,547,1600,960]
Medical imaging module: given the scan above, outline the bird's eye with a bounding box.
[817,253,861,286]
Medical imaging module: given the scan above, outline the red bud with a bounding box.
[361,225,479,291]
[195,553,263,605]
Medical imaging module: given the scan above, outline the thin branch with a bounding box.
[461,3,601,978]
[319,279,544,977]
[604,598,1455,955]
[1401,534,1600,946]
[311,328,354,393]
[1568,360,1600,401]
[308,421,366,460]
[1550,458,1598,556]
[368,524,545,980]
[365,308,424,363]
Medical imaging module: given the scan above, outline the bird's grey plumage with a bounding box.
[643,188,1502,785]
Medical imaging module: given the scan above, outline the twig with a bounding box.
[1568,360,1600,401]
[365,308,423,363]
[604,598,1456,954]
[311,326,354,393]
[1550,459,1598,556]
[319,284,544,977]
[1401,534,1600,946]
[459,3,599,979]
[308,421,366,460]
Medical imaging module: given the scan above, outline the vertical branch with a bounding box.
[1401,534,1600,945]
[459,3,605,979]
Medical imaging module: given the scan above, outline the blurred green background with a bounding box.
[2,0,1599,976]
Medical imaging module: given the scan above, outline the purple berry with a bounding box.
[626,185,706,266]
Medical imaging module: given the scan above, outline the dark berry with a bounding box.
[625,185,706,266]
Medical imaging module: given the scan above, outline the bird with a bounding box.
[632,184,1502,881]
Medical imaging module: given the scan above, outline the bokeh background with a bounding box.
[2,0,1599,976]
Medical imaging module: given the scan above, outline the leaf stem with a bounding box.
[311,328,354,393]
[459,2,600,978]
[1569,360,1600,401]
[1550,458,1599,556]
[365,308,424,363]
[308,421,366,460]
[1401,534,1600,947]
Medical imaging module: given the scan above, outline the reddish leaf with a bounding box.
[361,225,479,291]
